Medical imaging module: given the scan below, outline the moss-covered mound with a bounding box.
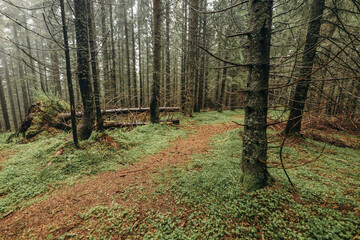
[14,99,71,140]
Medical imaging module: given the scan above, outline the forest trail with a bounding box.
[0,122,240,239]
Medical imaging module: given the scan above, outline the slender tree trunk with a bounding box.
[50,49,62,98]
[0,74,11,130]
[217,60,227,113]
[74,0,95,140]
[180,0,188,109]
[150,0,162,123]
[138,0,144,106]
[60,0,79,148]
[131,7,139,108]
[124,7,132,107]
[109,3,117,104]
[285,0,325,135]
[184,0,198,116]
[3,57,18,129]
[35,42,45,92]
[13,23,29,114]
[241,0,273,191]
[165,0,171,107]
[88,0,104,131]
[101,0,110,100]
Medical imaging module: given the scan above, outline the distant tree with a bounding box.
[0,73,11,131]
[285,0,326,135]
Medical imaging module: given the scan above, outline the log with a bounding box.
[57,107,180,121]
[103,119,180,129]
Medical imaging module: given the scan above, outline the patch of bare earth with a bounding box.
[0,123,239,239]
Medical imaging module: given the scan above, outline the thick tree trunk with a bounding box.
[285,0,326,135]
[150,0,162,123]
[74,0,95,140]
[241,0,273,191]
[60,0,79,148]
[184,0,199,116]
[50,49,62,98]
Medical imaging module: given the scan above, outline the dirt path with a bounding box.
[0,123,239,239]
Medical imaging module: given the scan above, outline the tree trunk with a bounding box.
[180,0,188,109]
[138,0,144,107]
[241,0,273,191]
[74,0,95,140]
[217,59,227,113]
[131,6,139,108]
[3,57,18,129]
[13,23,29,115]
[109,3,117,104]
[50,49,62,98]
[184,0,198,116]
[165,0,171,107]
[88,0,104,131]
[0,74,11,130]
[101,0,110,100]
[150,0,162,123]
[124,7,132,107]
[285,0,325,135]
[60,0,79,148]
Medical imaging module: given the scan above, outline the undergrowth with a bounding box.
[0,124,187,214]
[75,128,360,239]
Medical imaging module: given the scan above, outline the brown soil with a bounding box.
[0,123,239,239]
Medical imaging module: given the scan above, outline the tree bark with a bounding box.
[3,57,18,129]
[101,0,110,100]
[60,0,79,148]
[74,0,95,140]
[88,0,104,131]
[184,0,199,116]
[285,0,326,135]
[241,0,273,191]
[0,74,11,130]
[150,0,162,123]
[131,6,139,108]
[124,6,132,107]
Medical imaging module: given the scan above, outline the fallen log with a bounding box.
[57,107,180,121]
[103,119,180,129]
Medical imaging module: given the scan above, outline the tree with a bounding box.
[241,0,273,191]
[184,0,199,116]
[0,74,11,131]
[60,0,79,148]
[87,0,104,132]
[74,0,95,140]
[150,0,162,123]
[284,0,326,135]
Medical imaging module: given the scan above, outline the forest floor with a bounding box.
[0,110,359,239]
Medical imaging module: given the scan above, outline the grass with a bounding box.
[0,124,187,214]
[175,109,244,125]
[75,128,360,239]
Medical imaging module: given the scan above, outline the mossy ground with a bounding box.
[0,110,359,239]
